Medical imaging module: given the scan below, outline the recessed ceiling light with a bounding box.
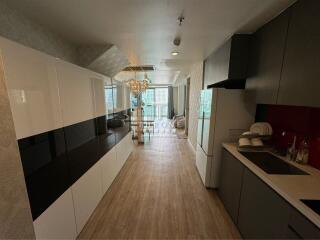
[171,51,179,56]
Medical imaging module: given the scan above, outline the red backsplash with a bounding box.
[255,104,320,170]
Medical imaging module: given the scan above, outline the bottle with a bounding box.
[287,135,297,161]
[296,139,309,164]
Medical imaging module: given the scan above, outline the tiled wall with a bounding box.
[188,62,204,150]
[255,104,320,170]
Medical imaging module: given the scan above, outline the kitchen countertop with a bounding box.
[223,143,320,229]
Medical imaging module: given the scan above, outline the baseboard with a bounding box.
[187,138,196,154]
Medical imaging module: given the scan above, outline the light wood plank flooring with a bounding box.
[78,136,241,239]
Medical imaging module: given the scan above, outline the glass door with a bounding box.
[141,88,155,118]
[154,88,168,119]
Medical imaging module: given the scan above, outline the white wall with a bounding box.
[177,85,186,116]
[173,87,178,115]
[187,62,204,150]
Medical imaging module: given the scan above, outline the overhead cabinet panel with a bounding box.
[56,60,95,127]
[246,10,291,104]
[91,76,107,118]
[0,37,63,139]
[278,0,320,107]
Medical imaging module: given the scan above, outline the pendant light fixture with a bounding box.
[126,67,150,96]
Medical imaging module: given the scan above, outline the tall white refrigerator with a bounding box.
[196,88,254,188]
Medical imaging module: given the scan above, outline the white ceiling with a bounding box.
[5,0,295,84]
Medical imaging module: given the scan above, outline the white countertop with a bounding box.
[223,143,320,229]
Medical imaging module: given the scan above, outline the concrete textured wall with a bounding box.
[0,1,77,63]
[187,62,203,150]
[0,55,35,239]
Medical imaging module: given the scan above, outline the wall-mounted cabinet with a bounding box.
[278,0,320,107]
[56,61,96,127]
[112,79,131,113]
[247,0,320,108]
[92,75,107,118]
[204,34,251,89]
[246,10,290,105]
[0,37,63,139]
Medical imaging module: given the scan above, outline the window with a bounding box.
[104,85,116,112]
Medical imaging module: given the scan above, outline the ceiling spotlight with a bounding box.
[171,51,179,56]
[173,36,181,46]
[177,15,185,26]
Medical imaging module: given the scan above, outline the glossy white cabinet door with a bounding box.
[71,161,103,234]
[56,60,95,127]
[123,85,131,110]
[0,37,63,139]
[100,147,117,194]
[91,76,107,118]
[33,189,77,239]
[116,133,133,168]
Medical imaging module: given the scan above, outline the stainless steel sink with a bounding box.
[239,151,308,175]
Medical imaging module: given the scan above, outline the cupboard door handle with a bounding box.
[288,225,303,239]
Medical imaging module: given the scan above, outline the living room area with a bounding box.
[130,82,189,140]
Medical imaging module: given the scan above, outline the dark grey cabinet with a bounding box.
[286,206,320,239]
[237,168,291,239]
[219,148,320,239]
[218,149,244,223]
[246,10,291,104]
[276,0,320,107]
[204,34,250,89]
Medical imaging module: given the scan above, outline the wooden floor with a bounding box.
[78,136,241,239]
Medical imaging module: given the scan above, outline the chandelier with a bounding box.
[126,72,150,95]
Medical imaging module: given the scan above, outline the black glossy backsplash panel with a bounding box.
[64,119,100,184]
[18,112,131,220]
[96,115,116,159]
[18,129,70,220]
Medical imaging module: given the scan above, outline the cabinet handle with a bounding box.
[288,224,303,239]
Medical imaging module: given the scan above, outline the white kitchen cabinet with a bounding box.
[100,134,133,195]
[0,36,63,139]
[100,147,118,194]
[33,189,77,240]
[116,133,133,168]
[71,161,103,234]
[123,84,131,110]
[91,75,107,118]
[55,60,95,127]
